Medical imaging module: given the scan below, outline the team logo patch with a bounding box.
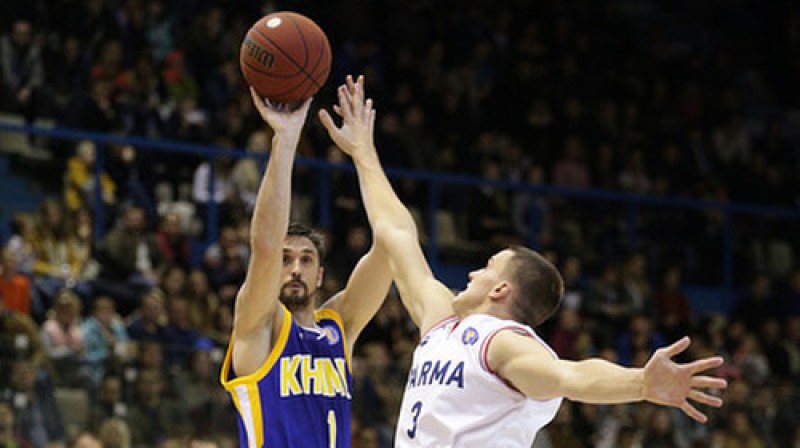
[462,327,479,345]
[321,324,340,345]
[419,334,431,346]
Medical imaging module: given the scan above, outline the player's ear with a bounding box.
[316,266,324,289]
[489,281,512,302]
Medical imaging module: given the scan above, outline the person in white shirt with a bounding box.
[319,75,728,447]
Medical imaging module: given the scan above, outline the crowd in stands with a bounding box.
[0,0,799,447]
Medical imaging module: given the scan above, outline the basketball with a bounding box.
[240,12,332,104]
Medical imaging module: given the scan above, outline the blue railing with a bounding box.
[2,121,799,313]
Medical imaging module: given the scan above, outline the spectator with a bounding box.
[159,265,186,302]
[173,345,235,439]
[206,305,232,349]
[329,224,371,283]
[115,52,162,136]
[617,150,652,194]
[81,296,131,388]
[729,334,770,387]
[230,129,270,212]
[511,163,551,248]
[201,224,247,291]
[654,266,692,343]
[0,289,44,370]
[96,205,162,314]
[73,432,102,448]
[191,145,236,233]
[712,113,752,172]
[616,314,667,367]
[549,308,585,360]
[467,158,519,249]
[5,212,36,276]
[731,274,779,334]
[39,289,86,387]
[127,369,191,446]
[719,408,765,448]
[582,263,634,345]
[133,339,166,373]
[0,402,30,447]
[640,407,688,448]
[552,135,591,189]
[45,35,86,117]
[0,248,34,316]
[184,269,218,334]
[620,253,653,317]
[143,0,173,64]
[154,211,192,271]
[69,207,100,282]
[29,198,90,312]
[104,143,157,220]
[0,19,44,124]
[64,140,116,213]
[89,40,124,84]
[126,288,166,342]
[96,417,131,448]
[88,376,126,432]
[161,50,197,106]
[59,76,121,147]
[0,360,65,447]
[759,318,792,378]
[161,296,203,368]
[560,255,588,311]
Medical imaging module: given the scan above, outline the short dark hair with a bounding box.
[287,222,326,262]
[506,246,564,328]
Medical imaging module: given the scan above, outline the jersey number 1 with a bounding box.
[327,410,336,448]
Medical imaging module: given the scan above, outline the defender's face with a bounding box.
[453,249,514,313]
[280,236,323,311]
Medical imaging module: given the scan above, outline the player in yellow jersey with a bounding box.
[221,91,392,448]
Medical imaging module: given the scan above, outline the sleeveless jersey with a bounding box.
[395,314,562,448]
[220,308,351,448]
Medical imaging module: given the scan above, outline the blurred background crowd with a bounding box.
[0,0,799,447]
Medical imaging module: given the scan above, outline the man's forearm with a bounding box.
[352,148,416,237]
[561,359,644,404]
[250,133,299,249]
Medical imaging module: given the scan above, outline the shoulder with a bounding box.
[314,308,346,337]
[470,315,555,355]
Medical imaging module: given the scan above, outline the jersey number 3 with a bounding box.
[406,401,423,439]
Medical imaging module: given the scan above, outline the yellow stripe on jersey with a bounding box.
[247,382,264,447]
[230,382,265,448]
[221,305,293,389]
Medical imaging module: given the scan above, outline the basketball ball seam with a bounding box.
[248,34,326,101]
[284,14,326,90]
[293,33,330,99]
[252,16,316,82]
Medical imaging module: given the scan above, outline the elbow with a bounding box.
[373,220,418,248]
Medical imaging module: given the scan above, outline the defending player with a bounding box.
[220,91,392,447]
[319,75,728,447]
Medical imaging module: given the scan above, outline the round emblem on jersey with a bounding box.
[462,327,479,345]
[321,324,340,345]
[419,334,431,346]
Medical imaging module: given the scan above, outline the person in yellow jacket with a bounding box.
[64,139,116,212]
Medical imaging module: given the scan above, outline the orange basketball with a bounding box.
[240,12,332,104]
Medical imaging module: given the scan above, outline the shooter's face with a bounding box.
[280,237,323,312]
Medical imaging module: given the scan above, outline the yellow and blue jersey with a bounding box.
[220,307,351,448]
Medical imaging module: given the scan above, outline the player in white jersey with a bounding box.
[319,75,728,447]
[399,314,562,446]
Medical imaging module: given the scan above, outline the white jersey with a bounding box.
[395,314,562,448]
